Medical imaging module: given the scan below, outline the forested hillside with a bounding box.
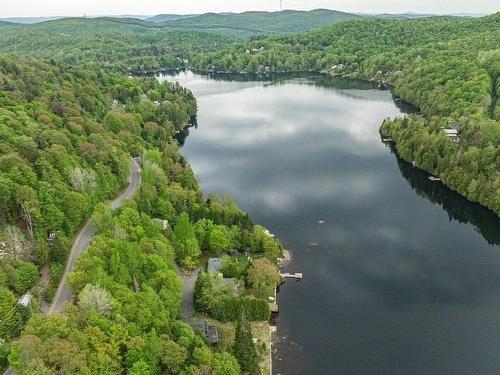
[0,54,285,373]
[0,18,237,73]
[159,9,358,37]
[0,56,257,373]
[191,14,500,214]
[0,9,359,73]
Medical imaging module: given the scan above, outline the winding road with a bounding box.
[3,157,141,375]
[49,157,141,313]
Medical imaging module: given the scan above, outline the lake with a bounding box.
[159,71,500,375]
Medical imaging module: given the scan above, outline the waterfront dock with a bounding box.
[280,272,303,280]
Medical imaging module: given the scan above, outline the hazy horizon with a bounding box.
[1,0,497,18]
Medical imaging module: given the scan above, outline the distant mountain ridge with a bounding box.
[146,14,199,22]
[156,9,359,36]
[1,10,490,26]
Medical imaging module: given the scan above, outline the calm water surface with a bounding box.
[160,72,500,375]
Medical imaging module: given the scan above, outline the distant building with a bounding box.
[187,320,219,344]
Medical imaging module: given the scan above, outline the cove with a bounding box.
[159,71,500,375]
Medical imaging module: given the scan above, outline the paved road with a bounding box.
[49,157,141,313]
[179,266,202,319]
[1,158,140,375]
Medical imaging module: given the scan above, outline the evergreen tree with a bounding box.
[233,310,259,374]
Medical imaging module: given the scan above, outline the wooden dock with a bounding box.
[269,303,279,313]
[280,272,303,280]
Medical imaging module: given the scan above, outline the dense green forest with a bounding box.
[0,19,237,73]
[156,9,358,37]
[191,14,500,214]
[0,9,359,73]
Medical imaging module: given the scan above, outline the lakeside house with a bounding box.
[207,257,240,295]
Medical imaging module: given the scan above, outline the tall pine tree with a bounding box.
[234,310,259,374]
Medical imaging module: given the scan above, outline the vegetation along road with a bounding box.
[49,157,141,313]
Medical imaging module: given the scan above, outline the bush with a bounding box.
[12,261,38,294]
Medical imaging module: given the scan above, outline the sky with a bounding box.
[0,0,497,18]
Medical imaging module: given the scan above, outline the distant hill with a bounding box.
[360,12,488,19]
[0,20,16,27]
[0,17,237,72]
[0,16,65,24]
[147,14,199,22]
[160,9,359,37]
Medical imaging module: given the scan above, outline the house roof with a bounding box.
[18,293,32,307]
[207,258,222,273]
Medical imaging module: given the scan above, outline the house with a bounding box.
[187,320,219,344]
[152,218,169,230]
[17,293,32,307]
[443,128,459,141]
[207,258,223,273]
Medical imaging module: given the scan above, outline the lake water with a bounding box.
[159,71,500,375]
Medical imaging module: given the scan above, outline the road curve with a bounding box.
[49,157,141,313]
